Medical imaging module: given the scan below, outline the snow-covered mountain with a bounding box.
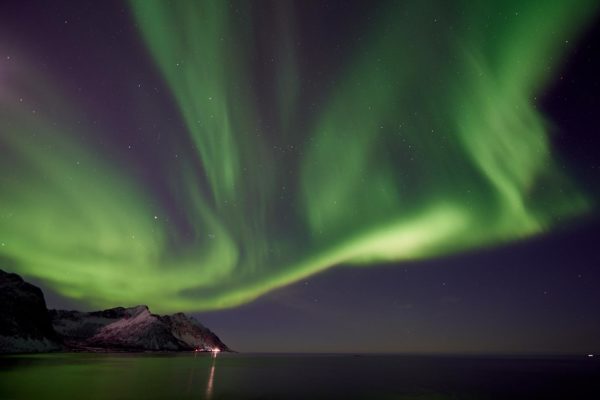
[0,270,230,353]
[51,305,230,352]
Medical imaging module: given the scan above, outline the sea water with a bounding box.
[1,353,598,399]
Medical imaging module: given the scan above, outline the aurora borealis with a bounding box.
[0,0,598,315]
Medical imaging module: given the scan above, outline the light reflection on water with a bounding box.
[206,357,216,399]
[185,351,217,399]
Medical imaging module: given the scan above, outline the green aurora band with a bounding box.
[0,0,596,312]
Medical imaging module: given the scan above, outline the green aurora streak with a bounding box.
[0,0,596,312]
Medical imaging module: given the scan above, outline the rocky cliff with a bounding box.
[0,270,62,353]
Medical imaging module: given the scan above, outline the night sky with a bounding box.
[1,0,599,354]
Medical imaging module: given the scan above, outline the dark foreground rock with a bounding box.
[0,270,62,353]
[0,270,230,353]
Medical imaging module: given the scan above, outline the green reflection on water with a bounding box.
[4,353,573,399]
[0,353,219,400]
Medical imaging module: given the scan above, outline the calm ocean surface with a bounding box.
[1,353,599,399]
